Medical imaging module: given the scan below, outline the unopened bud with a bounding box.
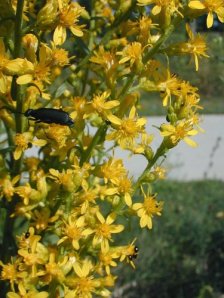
[37,0,58,29]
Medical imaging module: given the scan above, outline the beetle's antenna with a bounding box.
[0,106,24,115]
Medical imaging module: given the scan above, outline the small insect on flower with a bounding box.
[25,232,30,239]
[128,246,139,262]
[24,108,74,126]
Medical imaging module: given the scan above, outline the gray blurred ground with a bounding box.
[114,115,224,181]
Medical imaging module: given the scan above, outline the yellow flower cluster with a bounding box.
[0,0,213,296]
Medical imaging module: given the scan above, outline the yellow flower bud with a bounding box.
[37,0,58,29]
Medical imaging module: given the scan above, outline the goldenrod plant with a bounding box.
[0,0,222,297]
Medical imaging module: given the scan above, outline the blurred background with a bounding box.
[113,18,224,298]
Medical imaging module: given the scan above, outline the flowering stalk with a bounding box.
[12,0,25,177]
[133,141,168,194]
[0,0,217,296]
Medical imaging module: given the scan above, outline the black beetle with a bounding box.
[24,108,74,126]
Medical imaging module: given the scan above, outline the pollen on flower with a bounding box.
[117,42,142,66]
[143,195,163,214]
[15,133,28,148]
[59,5,80,28]
[133,193,164,229]
[106,107,147,150]
[100,158,127,184]
[51,47,69,66]
[46,124,70,147]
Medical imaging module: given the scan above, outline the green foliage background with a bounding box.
[140,32,224,116]
[114,180,224,298]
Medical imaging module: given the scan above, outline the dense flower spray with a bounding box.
[0,0,217,296]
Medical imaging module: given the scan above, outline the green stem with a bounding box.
[12,0,25,176]
[80,123,107,166]
[14,0,24,58]
[0,1,25,276]
[118,74,135,99]
[4,123,14,168]
[133,141,168,194]
[143,15,182,64]
[65,192,72,215]
[14,0,25,131]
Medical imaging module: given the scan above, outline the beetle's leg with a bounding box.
[26,117,35,127]
[37,119,55,124]
[27,117,36,121]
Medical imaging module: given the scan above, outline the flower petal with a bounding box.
[16,74,33,85]
[207,12,214,28]
[183,137,198,147]
[188,1,206,9]
[106,114,122,125]
[53,25,66,46]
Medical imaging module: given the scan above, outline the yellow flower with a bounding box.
[116,239,139,268]
[87,91,120,120]
[22,33,38,63]
[133,192,163,229]
[160,120,198,147]
[38,252,66,284]
[132,16,158,45]
[16,41,69,85]
[31,207,60,231]
[93,212,124,251]
[152,166,166,180]
[117,42,143,68]
[106,106,147,150]
[66,96,87,126]
[45,124,71,148]
[100,158,127,184]
[7,289,49,298]
[137,0,183,17]
[57,215,93,249]
[18,227,41,250]
[188,0,224,28]
[166,24,208,71]
[0,38,33,90]
[47,43,70,67]
[90,46,117,70]
[186,23,208,71]
[10,203,37,219]
[15,183,43,206]
[16,60,50,86]
[0,174,20,201]
[175,80,200,103]
[156,70,181,106]
[74,185,98,214]
[65,260,100,297]
[53,2,85,46]
[113,176,133,206]
[49,168,76,192]
[13,132,47,160]
[99,245,119,275]
[18,235,48,278]
[0,258,27,292]
[90,46,119,86]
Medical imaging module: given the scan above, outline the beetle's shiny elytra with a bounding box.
[24,108,74,126]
